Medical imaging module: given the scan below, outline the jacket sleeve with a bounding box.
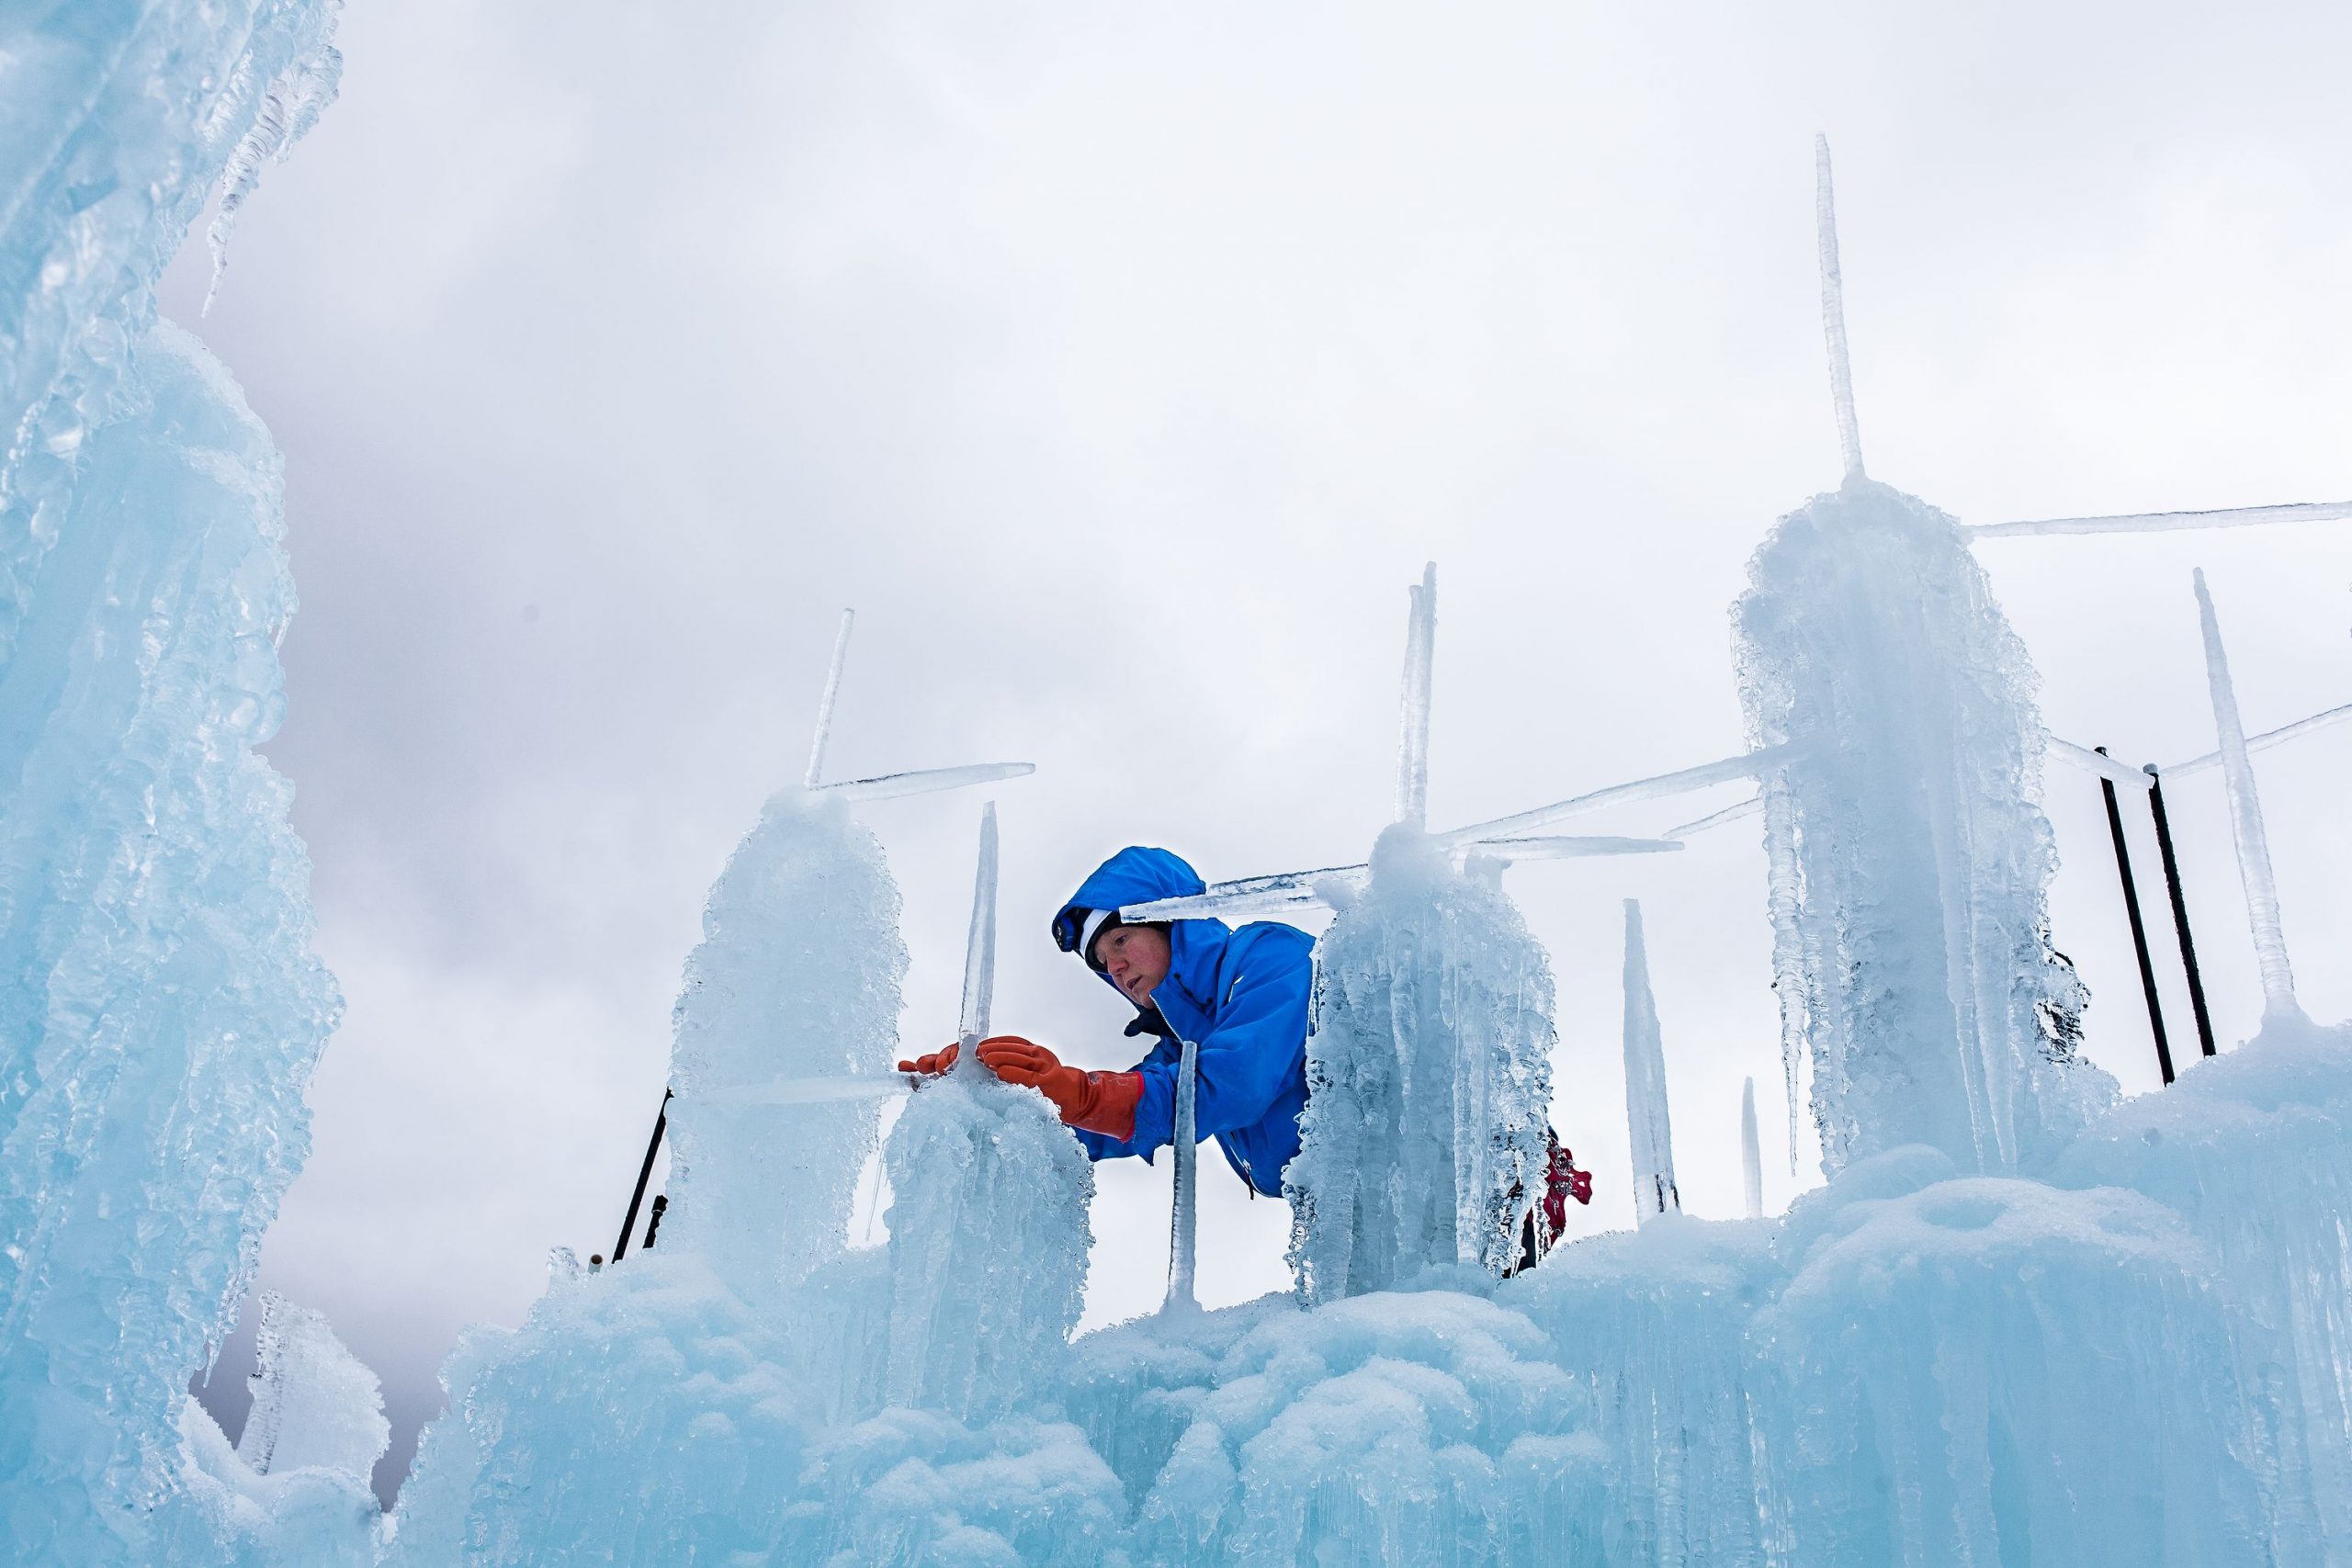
[1073,934,1311,1164]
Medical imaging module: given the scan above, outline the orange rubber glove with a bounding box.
[896,1043,959,1076]
[975,1035,1141,1142]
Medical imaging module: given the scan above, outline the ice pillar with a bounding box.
[1287,828,1556,1300]
[1735,480,2115,1176]
[1621,901,1680,1224]
[662,790,909,1301]
[2192,570,2301,1021]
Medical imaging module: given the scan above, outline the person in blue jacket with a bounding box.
[898,846,1311,1198]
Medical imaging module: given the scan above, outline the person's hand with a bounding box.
[973,1035,1069,1089]
[896,1042,959,1076]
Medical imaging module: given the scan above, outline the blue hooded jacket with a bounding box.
[1052,847,1313,1198]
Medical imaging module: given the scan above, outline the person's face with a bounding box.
[1095,924,1170,1006]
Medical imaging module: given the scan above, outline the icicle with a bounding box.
[701,1075,910,1108]
[1740,1077,1764,1220]
[1164,1037,1201,1312]
[2164,699,2352,780]
[804,609,854,788]
[1621,900,1680,1224]
[1471,834,1683,862]
[1665,794,1764,840]
[1815,134,1865,482]
[1396,563,1437,827]
[204,39,345,314]
[817,761,1035,802]
[1435,743,1794,851]
[956,803,1000,1055]
[1967,499,2352,539]
[1760,781,1809,1175]
[2048,736,2155,791]
[2193,570,2301,1020]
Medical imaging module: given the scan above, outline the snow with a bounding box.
[1620,900,1681,1224]
[1285,826,1556,1300]
[2194,568,2301,1021]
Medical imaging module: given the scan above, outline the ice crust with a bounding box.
[1285,826,1557,1301]
[1736,479,2117,1177]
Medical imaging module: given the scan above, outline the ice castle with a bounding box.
[7,10,2352,1564]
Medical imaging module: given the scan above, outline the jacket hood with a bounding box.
[1054,846,1232,1013]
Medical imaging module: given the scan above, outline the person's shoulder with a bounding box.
[1227,919,1316,966]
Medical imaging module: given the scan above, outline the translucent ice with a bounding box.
[1740,1077,1764,1221]
[662,788,908,1302]
[1815,135,1865,479]
[2193,569,2301,1020]
[0,323,343,1561]
[236,1292,389,1481]
[1736,479,2115,1176]
[1396,561,1437,827]
[204,28,345,312]
[1286,827,1556,1299]
[1967,498,2352,538]
[1620,901,1681,1224]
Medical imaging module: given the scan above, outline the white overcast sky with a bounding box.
[159,1,2352,1498]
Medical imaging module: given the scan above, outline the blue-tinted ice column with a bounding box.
[662,788,910,1301]
[0,323,343,1560]
[1736,480,2114,1176]
[1287,827,1556,1301]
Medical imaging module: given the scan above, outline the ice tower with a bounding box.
[0,6,362,1563]
[1736,142,2115,1178]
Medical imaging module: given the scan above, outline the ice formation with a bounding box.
[1740,1077,1765,1220]
[233,1293,389,1481]
[1285,826,1557,1299]
[2194,569,2301,1021]
[662,788,909,1299]
[19,18,2352,1563]
[0,7,353,1559]
[1737,478,2117,1177]
[1620,901,1681,1224]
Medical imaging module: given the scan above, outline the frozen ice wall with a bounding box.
[662,787,908,1299]
[1287,826,1555,1302]
[1736,478,2115,1177]
[0,311,343,1555]
[2062,1017,2352,1559]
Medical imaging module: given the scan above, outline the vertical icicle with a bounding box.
[2192,570,2301,1020]
[1621,900,1680,1224]
[956,803,999,1055]
[1396,563,1438,827]
[1740,1077,1764,1220]
[1760,779,1809,1174]
[1815,134,1866,482]
[1165,1037,1201,1312]
[804,609,855,789]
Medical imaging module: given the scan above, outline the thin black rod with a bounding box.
[613,1088,672,1262]
[2144,766,2218,1058]
[2098,749,2175,1085]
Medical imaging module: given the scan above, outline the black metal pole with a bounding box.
[2098,749,2175,1086]
[613,1088,672,1262]
[2144,765,2218,1059]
